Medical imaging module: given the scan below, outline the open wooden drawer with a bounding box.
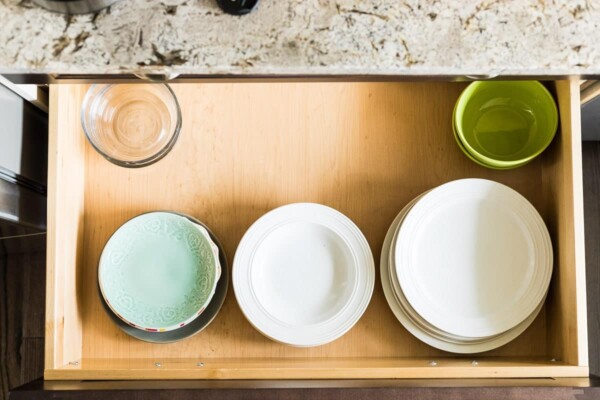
[45,80,587,380]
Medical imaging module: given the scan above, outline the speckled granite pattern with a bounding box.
[0,0,599,76]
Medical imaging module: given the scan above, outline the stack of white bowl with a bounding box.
[381,179,553,353]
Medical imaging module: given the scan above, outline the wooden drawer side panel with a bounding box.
[45,85,87,370]
[544,80,588,367]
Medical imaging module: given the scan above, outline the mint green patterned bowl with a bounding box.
[98,212,220,332]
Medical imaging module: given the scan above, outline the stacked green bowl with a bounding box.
[453,81,559,170]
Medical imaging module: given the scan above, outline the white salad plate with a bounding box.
[380,193,546,353]
[394,179,552,339]
[233,203,375,347]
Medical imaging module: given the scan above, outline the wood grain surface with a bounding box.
[543,80,587,366]
[43,81,586,379]
[5,85,600,398]
[81,82,550,361]
[9,377,600,400]
[583,142,600,379]
[0,250,45,400]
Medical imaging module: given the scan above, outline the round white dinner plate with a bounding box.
[380,198,546,353]
[387,195,505,345]
[394,179,552,338]
[388,194,502,344]
[233,203,375,347]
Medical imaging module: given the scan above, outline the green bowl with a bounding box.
[98,212,220,332]
[454,81,558,167]
[452,103,528,170]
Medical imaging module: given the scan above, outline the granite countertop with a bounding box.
[0,0,599,76]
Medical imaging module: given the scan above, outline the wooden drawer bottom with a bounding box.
[45,80,587,380]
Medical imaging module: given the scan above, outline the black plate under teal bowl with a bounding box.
[98,212,229,344]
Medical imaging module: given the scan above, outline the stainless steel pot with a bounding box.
[31,0,119,14]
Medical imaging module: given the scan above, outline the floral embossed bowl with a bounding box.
[98,212,220,332]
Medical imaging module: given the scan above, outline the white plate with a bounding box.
[233,203,375,347]
[395,179,552,338]
[387,195,505,344]
[388,199,508,344]
[381,198,546,353]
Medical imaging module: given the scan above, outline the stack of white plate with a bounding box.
[234,203,375,347]
[381,179,553,353]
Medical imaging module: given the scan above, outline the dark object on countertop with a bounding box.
[216,0,258,15]
[31,0,119,14]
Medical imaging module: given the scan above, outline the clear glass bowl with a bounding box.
[81,83,182,168]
